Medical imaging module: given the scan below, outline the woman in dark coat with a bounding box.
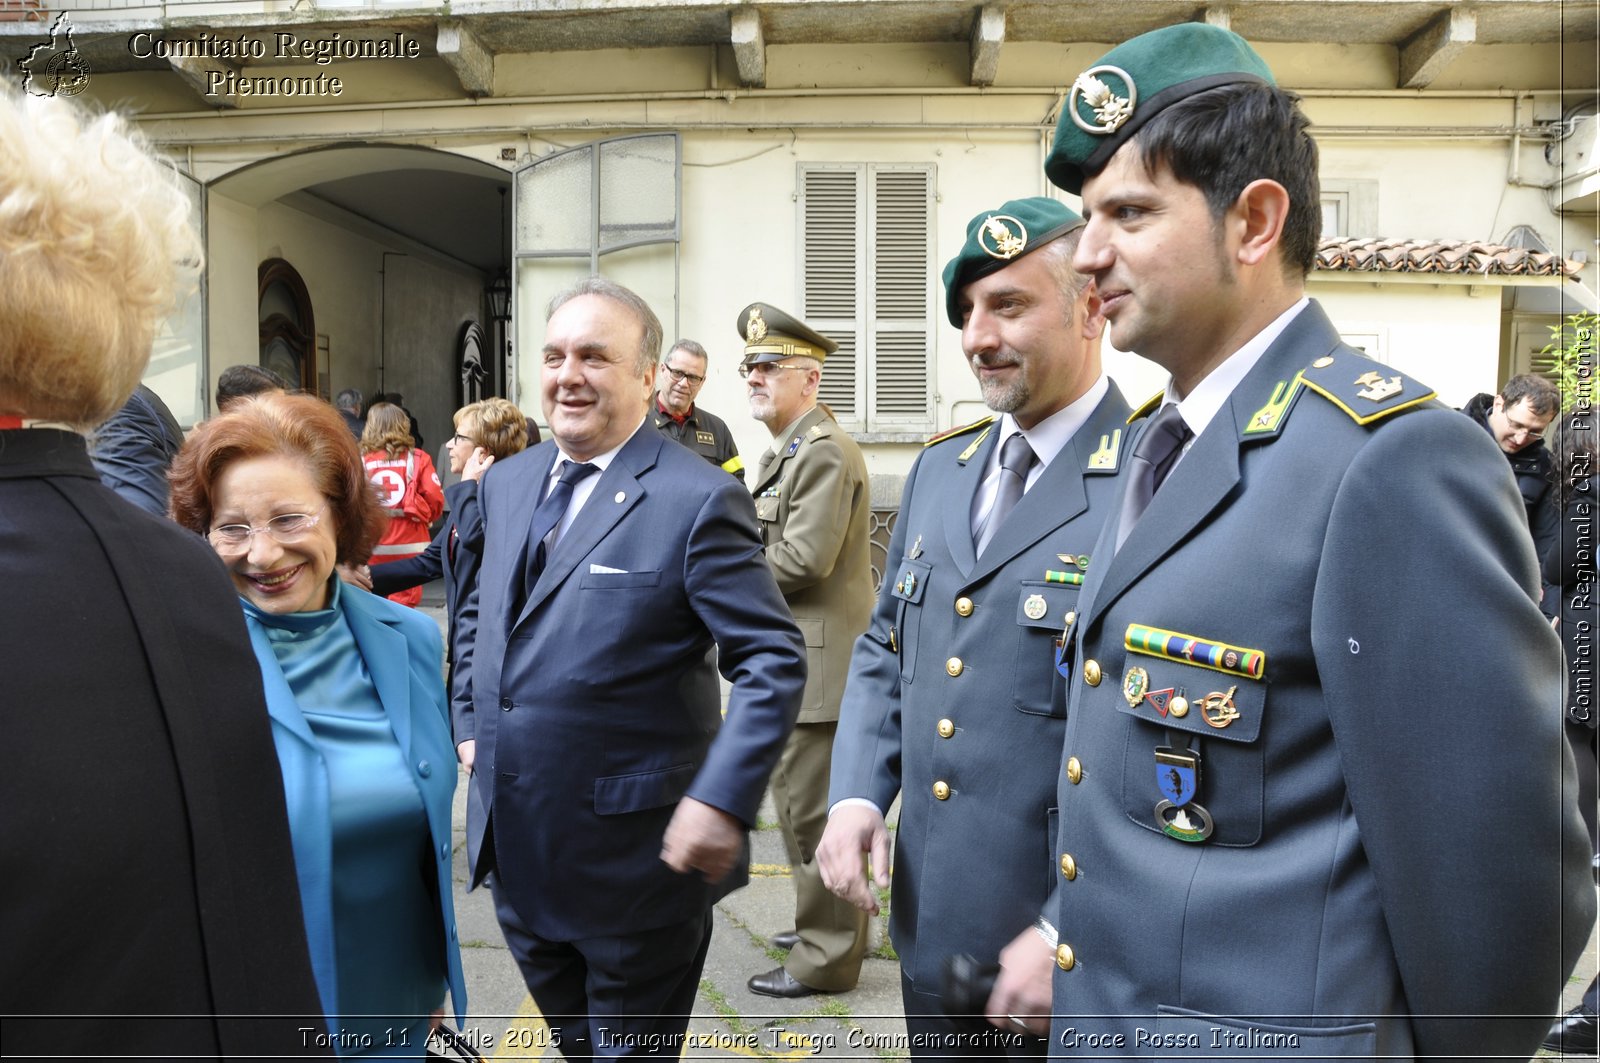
[0,86,328,1056]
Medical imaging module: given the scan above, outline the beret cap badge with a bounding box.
[1069,65,1137,135]
[978,215,1028,260]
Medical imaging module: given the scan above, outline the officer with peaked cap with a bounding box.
[817,198,1131,1055]
[739,302,875,999]
[1039,22,1592,1061]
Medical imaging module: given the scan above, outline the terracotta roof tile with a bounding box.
[1315,238,1582,277]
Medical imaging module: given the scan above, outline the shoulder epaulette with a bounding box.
[925,415,995,448]
[1126,389,1164,424]
[1298,351,1435,426]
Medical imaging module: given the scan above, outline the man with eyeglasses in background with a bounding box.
[653,338,745,483]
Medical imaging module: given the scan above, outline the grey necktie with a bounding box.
[975,431,1036,556]
[1114,403,1191,551]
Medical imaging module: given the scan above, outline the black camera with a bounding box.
[940,953,1000,1017]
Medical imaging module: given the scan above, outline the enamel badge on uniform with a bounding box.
[908,534,923,560]
[1354,371,1403,402]
[1086,429,1122,471]
[1144,687,1175,717]
[1122,666,1149,707]
[695,431,715,445]
[898,570,917,596]
[1024,594,1048,621]
[785,436,801,456]
[978,215,1027,260]
[1201,686,1240,729]
[1154,747,1213,843]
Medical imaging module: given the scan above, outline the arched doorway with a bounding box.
[258,258,316,393]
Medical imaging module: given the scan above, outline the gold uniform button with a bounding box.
[933,781,951,800]
[937,718,955,739]
[955,596,974,617]
[1064,610,1076,626]
[1170,695,1190,718]
[1056,943,1075,971]
[946,657,964,677]
[1312,355,1335,368]
[1083,659,1102,686]
[1059,853,1077,880]
[1065,756,1082,784]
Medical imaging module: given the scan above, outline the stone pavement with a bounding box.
[417,591,1599,1062]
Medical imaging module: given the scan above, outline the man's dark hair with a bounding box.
[1129,81,1321,279]
[1500,373,1561,418]
[215,364,289,412]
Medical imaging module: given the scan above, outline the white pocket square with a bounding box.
[589,564,628,575]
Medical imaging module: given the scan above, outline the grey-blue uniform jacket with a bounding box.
[830,384,1131,992]
[1049,302,1594,1061]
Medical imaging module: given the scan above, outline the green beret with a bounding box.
[1044,23,1273,195]
[940,197,1084,327]
[737,302,837,366]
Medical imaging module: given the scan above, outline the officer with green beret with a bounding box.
[1040,22,1592,1061]
[740,302,875,999]
[818,198,1131,1055]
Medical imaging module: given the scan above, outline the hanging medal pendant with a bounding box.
[1153,745,1214,843]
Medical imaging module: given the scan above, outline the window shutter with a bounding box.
[799,163,934,431]
[869,168,932,425]
[802,167,863,422]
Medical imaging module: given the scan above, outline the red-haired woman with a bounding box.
[170,392,466,1055]
[360,402,443,607]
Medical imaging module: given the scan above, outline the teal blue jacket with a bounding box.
[243,583,466,1028]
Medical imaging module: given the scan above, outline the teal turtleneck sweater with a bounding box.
[244,581,444,1058]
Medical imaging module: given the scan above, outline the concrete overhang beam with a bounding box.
[1399,8,1476,89]
[167,54,240,110]
[438,19,494,98]
[731,8,765,88]
[970,5,1004,88]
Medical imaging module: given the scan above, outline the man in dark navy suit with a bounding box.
[452,276,805,1061]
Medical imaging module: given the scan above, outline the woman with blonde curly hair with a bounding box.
[372,397,529,699]
[1,88,326,1054]
[360,401,444,607]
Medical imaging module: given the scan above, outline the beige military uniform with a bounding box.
[752,403,873,990]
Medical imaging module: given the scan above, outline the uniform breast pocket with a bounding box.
[1012,581,1076,717]
[890,558,931,683]
[1112,647,1267,847]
